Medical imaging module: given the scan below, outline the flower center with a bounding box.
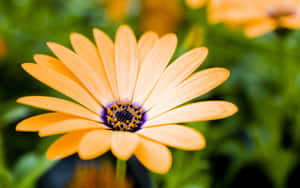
[102,101,146,132]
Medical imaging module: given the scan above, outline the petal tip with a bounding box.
[118,24,132,31]
[70,33,87,42]
[47,42,64,52]
[199,46,208,54]
[92,28,103,36]
[197,134,206,150]
[21,63,34,70]
[16,97,26,104]
[38,131,48,137]
[15,124,25,131]
[112,150,132,160]
[163,33,178,43]
[46,42,56,48]
[78,152,95,160]
[214,67,230,80]
[228,103,239,116]
[33,54,44,62]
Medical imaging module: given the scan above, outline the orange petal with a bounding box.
[134,34,177,104]
[70,33,113,101]
[145,47,208,109]
[39,119,106,137]
[135,137,172,174]
[111,132,139,160]
[21,63,100,114]
[146,101,238,126]
[138,125,206,150]
[47,42,109,105]
[78,130,112,160]
[147,68,230,119]
[245,19,276,38]
[34,54,79,83]
[115,25,138,100]
[46,131,89,160]
[93,28,119,98]
[138,31,159,66]
[16,113,74,132]
[17,96,100,122]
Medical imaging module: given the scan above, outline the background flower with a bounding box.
[138,0,183,35]
[209,0,300,37]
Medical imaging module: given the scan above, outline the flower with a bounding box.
[209,0,300,37]
[139,0,183,35]
[65,161,132,188]
[185,0,207,9]
[103,0,134,22]
[16,25,237,173]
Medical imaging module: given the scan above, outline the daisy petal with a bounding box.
[148,68,230,119]
[21,63,100,113]
[34,54,79,83]
[135,137,172,174]
[16,113,74,132]
[146,101,237,126]
[115,25,138,100]
[93,28,118,98]
[134,34,177,104]
[245,19,276,38]
[79,130,112,160]
[138,31,159,65]
[145,47,208,109]
[138,125,205,150]
[46,131,89,160]
[47,42,109,104]
[39,119,106,137]
[111,132,139,160]
[70,33,112,101]
[17,96,100,122]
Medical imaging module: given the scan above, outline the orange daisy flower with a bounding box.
[16,25,237,173]
[209,0,300,37]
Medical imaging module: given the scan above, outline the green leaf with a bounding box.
[14,153,56,188]
[0,166,14,188]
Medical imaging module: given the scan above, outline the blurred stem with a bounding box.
[116,159,126,183]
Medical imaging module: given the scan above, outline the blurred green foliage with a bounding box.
[0,0,300,188]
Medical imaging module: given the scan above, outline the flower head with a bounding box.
[209,0,300,37]
[16,25,237,173]
[139,0,183,35]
